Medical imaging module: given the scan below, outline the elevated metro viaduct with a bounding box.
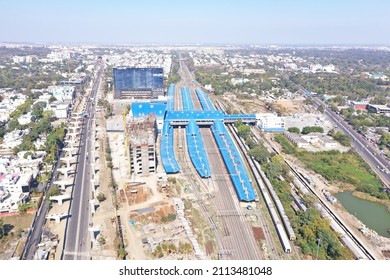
[160,84,258,202]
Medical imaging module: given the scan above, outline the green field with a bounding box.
[274,134,388,200]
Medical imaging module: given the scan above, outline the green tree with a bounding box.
[371,95,387,105]
[332,131,352,147]
[97,235,106,246]
[237,125,251,140]
[264,162,284,180]
[330,95,346,106]
[48,96,57,103]
[7,119,20,131]
[288,127,300,134]
[248,146,270,164]
[302,126,324,135]
[46,186,61,200]
[96,193,106,202]
[379,132,390,146]
[18,203,30,214]
[303,98,315,105]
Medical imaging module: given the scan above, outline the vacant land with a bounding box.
[274,134,387,200]
[0,213,34,259]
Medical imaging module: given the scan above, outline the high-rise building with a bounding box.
[113,67,164,99]
[127,115,157,176]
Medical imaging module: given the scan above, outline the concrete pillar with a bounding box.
[90,199,96,215]
[88,227,100,243]
[90,179,96,192]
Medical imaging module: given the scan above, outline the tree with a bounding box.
[302,126,324,135]
[332,131,352,147]
[288,127,300,134]
[237,124,251,140]
[371,95,387,105]
[46,186,61,200]
[48,96,57,103]
[303,98,315,105]
[7,119,20,131]
[97,235,106,246]
[18,203,30,214]
[43,110,55,121]
[96,193,106,202]
[245,138,256,149]
[248,146,270,164]
[379,132,390,147]
[330,95,346,106]
[264,162,284,180]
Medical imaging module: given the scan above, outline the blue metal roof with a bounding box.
[224,114,256,122]
[158,83,256,200]
[186,119,211,178]
[160,121,180,173]
[131,102,167,119]
[263,127,285,132]
[195,88,216,111]
[211,120,257,202]
[167,84,175,111]
[181,87,194,111]
[166,110,225,121]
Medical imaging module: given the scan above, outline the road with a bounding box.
[312,96,390,187]
[282,73,390,187]
[21,149,68,259]
[61,63,103,260]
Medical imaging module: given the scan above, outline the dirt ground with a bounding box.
[0,213,34,260]
[220,94,306,116]
[88,105,118,260]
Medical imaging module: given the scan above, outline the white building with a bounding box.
[256,113,285,132]
[284,132,310,148]
[301,133,338,149]
[46,102,70,119]
[12,55,34,64]
[47,85,75,102]
[310,64,323,73]
[18,112,32,125]
[1,129,27,149]
[0,155,39,213]
[231,78,249,85]
[323,64,335,72]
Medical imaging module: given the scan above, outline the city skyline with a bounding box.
[1,0,390,45]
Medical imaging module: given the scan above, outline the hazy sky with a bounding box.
[1,0,389,45]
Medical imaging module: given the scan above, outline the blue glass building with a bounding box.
[113,67,164,99]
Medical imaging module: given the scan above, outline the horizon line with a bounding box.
[1,41,390,48]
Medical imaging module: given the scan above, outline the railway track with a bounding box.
[253,127,375,260]
[214,99,298,259]
[171,60,263,259]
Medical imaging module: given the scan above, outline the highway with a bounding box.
[313,96,390,187]
[21,148,69,259]
[282,73,390,188]
[61,63,103,260]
